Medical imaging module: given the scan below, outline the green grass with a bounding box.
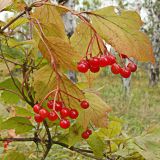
[93,68,160,135]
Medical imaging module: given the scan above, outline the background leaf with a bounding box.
[3,151,26,160]
[1,117,33,134]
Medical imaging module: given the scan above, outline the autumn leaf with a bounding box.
[90,7,154,63]
[70,22,104,57]
[0,0,12,12]
[38,36,80,70]
[33,65,85,110]
[77,92,111,129]
[32,4,68,41]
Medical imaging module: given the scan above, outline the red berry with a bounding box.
[55,101,63,112]
[33,104,40,114]
[111,63,121,74]
[107,54,116,65]
[34,114,44,123]
[120,67,131,78]
[39,109,49,119]
[89,57,100,68]
[69,109,79,119]
[47,100,54,109]
[60,107,70,118]
[86,129,92,135]
[127,63,137,72]
[59,119,70,129]
[77,61,89,73]
[99,55,109,67]
[81,131,90,139]
[120,54,128,59]
[90,66,100,73]
[48,111,58,121]
[80,100,89,109]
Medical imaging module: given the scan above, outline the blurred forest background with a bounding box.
[0,0,159,159]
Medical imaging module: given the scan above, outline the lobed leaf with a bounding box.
[90,7,154,63]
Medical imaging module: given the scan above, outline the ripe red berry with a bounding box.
[107,54,116,65]
[81,131,90,139]
[127,63,137,72]
[111,63,121,74]
[120,67,131,78]
[99,55,109,67]
[59,119,70,129]
[60,107,70,118]
[34,114,44,123]
[86,129,92,135]
[69,109,79,119]
[55,101,63,112]
[77,60,89,73]
[39,109,49,119]
[90,66,100,73]
[89,57,100,68]
[48,111,58,121]
[80,100,89,109]
[33,104,40,114]
[47,100,54,109]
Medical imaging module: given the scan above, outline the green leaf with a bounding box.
[15,106,34,117]
[68,123,83,147]
[90,7,154,63]
[98,121,122,138]
[3,151,26,160]
[0,78,21,104]
[1,117,34,134]
[77,92,111,129]
[9,17,28,30]
[87,132,105,158]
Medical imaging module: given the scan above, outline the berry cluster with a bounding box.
[77,53,137,78]
[33,100,90,130]
[81,129,92,139]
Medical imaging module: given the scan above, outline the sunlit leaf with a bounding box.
[90,7,154,63]
[15,106,34,117]
[3,151,26,160]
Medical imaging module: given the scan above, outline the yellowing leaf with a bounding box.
[90,7,154,63]
[38,36,80,70]
[77,92,111,129]
[32,4,68,40]
[70,22,104,57]
[0,0,12,11]
[33,65,85,110]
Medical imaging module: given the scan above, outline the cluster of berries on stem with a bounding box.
[33,89,92,138]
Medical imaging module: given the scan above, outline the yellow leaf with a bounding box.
[77,92,111,129]
[0,0,12,11]
[90,7,154,63]
[33,65,85,110]
[38,36,80,70]
[32,4,68,41]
